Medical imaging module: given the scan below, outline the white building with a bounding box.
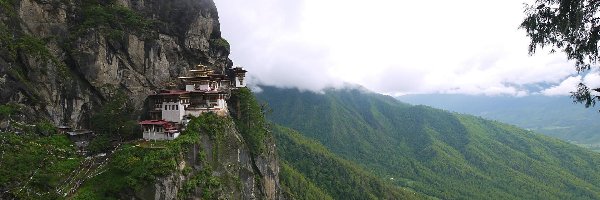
[156,90,189,123]
[140,64,247,140]
[232,67,247,88]
[139,120,180,140]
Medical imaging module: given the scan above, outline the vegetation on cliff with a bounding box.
[0,103,19,120]
[230,88,271,156]
[0,110,239,199]
[0,129,81,199]
[72,113,223,199]
[0,22,70,96]
[177,113,226,199]
[209,38,231,52]
[0,23,58,65]
[74,0,154,40]
[72,88,275,199]
[87,90,138,154]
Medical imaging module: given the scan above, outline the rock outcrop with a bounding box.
[0,0,231,127]
[131,117,282,200]
[0,0,282,199]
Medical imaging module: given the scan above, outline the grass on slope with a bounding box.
[0,132,82,199]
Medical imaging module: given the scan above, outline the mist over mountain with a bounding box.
[258,85,600,199]
[397,94,600,149]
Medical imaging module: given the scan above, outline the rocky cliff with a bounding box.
[0,0,283,199]
[0,0,231,127]
[136,116,282,200]
[189,117,280,200]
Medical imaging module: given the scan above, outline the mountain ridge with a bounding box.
[257,85,600,199]
[397,93,600,148]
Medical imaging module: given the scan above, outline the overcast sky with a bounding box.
[213,0,600,96]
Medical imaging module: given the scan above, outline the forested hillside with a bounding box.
[397,94,600,149]
[258,86,600,199]
[274,125,426,199]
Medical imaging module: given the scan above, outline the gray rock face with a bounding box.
[0,0,282,199]
[190,119,282,200]
[254,140,282,200]
[154,174,183,200]
[0,0,231,127]
[137,118,283,200]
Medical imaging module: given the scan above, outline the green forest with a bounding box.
[275,125,425,200]
[259,86,600,199]
[397,94,600,148]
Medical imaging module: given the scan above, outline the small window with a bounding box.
[165,105,168,110]
[176,105,179,110]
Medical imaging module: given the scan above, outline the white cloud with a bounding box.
[542,76,582,96]
[584,72,600,89]
[583,72,600,96]
[214,0,579,95]
[539,71,600,96]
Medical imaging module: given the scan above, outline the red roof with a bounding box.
[139,120,170,125]
[139,120,178,130]
[189,90,227,94]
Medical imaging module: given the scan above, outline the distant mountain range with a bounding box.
[396,94,600,149]
[258,86,600,199]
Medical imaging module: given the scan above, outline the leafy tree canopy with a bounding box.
[521,0,600,108]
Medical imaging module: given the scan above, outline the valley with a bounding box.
[258,86,600,199]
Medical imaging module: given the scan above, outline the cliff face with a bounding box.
[0,0,231,127]
[0,0,283,199]
[191,118,280,200]
[138,118,282,200]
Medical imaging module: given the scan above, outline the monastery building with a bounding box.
[139,65,247,140]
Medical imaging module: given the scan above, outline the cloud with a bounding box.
[541,76,582,96]
[215,0,578,95]
[583,72,600,96]
[539,70,600,96]
[214,0,343,92]
[584,72,600,88]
